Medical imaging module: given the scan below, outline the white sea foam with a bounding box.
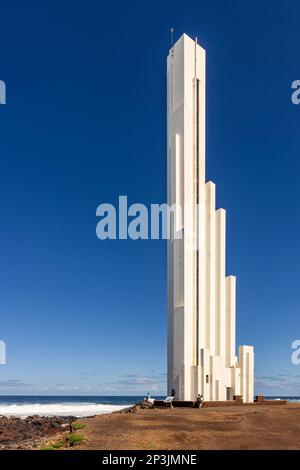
[0,403,130,417]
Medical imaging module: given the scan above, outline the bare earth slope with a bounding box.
[73,404,300,450]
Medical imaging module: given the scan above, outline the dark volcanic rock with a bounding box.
[0,415,76,450]
[115,401,153,414]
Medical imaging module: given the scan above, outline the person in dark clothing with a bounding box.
[171,388,176,398]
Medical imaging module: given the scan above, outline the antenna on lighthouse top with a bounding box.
[170,27,174,46]
[194,36,198,77]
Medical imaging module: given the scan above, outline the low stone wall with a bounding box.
[254,396,288,405]
[153,400,195,408]
[153,398,288,408]
[202,400,241,407]
[153,400,242,408]
[255,400,288,405]
[204,400,288,407]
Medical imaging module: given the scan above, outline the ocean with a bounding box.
[0,396,147,417]
[0,396,298,418]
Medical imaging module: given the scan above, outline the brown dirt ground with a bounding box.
[69,403,300,450]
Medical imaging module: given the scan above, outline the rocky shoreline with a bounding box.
[0,415,76,450]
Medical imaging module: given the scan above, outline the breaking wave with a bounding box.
[0,402,130,417]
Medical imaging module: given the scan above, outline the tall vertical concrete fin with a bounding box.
[167,34,203,399]
[225,276,236,367]
[239,345,254,403]
[182,34,197,400]
[167,33,254,402]
[167,47,174,396]
[215,209,226,360]
[195,40,206,362]
[205,182,216,354]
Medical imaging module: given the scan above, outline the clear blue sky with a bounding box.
[0,0,299,396]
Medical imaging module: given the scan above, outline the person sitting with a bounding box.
[196,394,204,409]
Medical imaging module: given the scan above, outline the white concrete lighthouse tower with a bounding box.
[167,33,254,402]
